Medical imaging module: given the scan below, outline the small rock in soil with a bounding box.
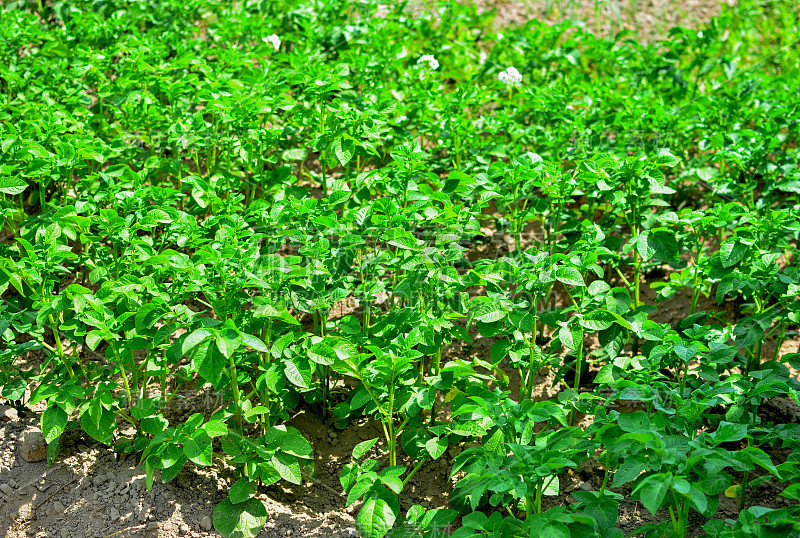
[50,500,65,515]
[19,427,47,462]
[109,507,120,521]
[0,405,19,422]
[138,504,150,522]
[199,515,212,531]
[0,483,13,495]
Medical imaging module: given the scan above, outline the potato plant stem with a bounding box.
[569,337,585,427]
[111,345,133,409]
[599,451,611,495]
[228,354,243,432]
[402,458,426,487]
[48,313,75,379]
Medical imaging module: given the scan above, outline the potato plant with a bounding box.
[1,1,799,537]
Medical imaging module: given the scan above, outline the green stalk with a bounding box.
[228,353,243,433]
[680,359,690,398]
[771,324,787,362]
[569,337,585,427]
[160,350,167,405]
[690,267,701,315]
[599,451,611,495]
[319,101,327,196]
[402,458,426,487]
[746,294,764,374]
[260,318,273,432]
[38,180,45,212]
[525,314,539,402]
[681,501,690,538]
[48,313,75,379]
[111,345,133,409]
[388,380,396,466]
[668,505,680,536]
[429,395,440,427]
[431,346,442,377]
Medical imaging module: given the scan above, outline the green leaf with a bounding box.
[213,498,267,538]
[183,430,213,467]
[420,508,457,532]
[308,340,336,365]
[41,404,67,444]
[80,405,115,445]
[738,447,779,477]
[612,456,647,487]
[632,473,672,516]
[216,328,241,359]
[182,328,213,355]
[240,333,268,353]
[347,475,377,505]
[779,483,800,500]
[655,149,681,168]
[201,419,228,438]
[284,357,312,389]
[558,324,583,350]
[271,451,302,485]
[229,478,257,504]
[46,437,60,464]
[640,230,679,263]
[353,438,379,460]
[2,378,26,400]
[580,310,615,331]
[282,148,307,161]
[425,437,447,459]
[542,475,560,496]
[0,177,28,195]
[710,421,748,445]
[556,266,585,287]
[720,239,747,268]
[275,427,314,459]
[334,138,354,167]
[162,455,188,483]
[357,496,396,538]
[197,343,226,389]
[686,486,708,514]
[471,301,505,323]
[618,412,650,433]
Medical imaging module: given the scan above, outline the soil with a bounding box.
[475,0,737,42]
[2,2,797,538]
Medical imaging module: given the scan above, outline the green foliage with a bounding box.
[0,0,798,536]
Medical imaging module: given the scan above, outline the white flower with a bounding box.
[264,34,281,51]
[417,54,439,71]
[498,66,522,86]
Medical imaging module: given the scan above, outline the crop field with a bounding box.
[1,1,799,537]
